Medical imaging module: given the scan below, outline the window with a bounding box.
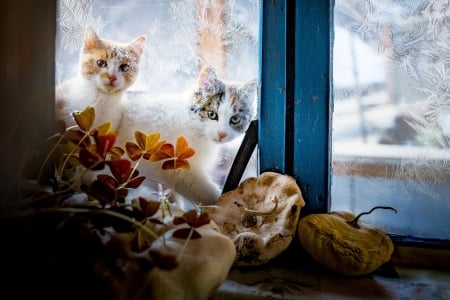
[5,0,447,244]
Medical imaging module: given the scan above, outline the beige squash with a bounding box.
[207,172,305,266]
[297,206,397,276]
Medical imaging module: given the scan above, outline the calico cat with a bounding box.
[55,26,147,129]
[118,67,258,205]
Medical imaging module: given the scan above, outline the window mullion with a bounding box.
[259,0,288,175]
[292,0,333,214]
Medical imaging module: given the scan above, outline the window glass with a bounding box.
[55,0,260,200]
[332,0,450,239]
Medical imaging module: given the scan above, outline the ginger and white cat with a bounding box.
[118,67,258,205]
[55,26,147,129]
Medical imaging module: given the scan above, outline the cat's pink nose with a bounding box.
[217,131,228,141]
[109,75,117,83]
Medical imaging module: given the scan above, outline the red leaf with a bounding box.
[196,212,211,227]
[181,210,198,225]
[95,133,117,159]
[97,174,118,191]
[172,216,186,226]
[125,175,146,189]
[107,159,133,183]
[87,179,116,206]
[149,218,165,225]
[172,228,202,240]
[79,148,104,170]
[138,198,161,217]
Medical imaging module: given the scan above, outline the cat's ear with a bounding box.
[239,79,259,100]
[128,35,147,56]
[83,26,100,51]
[197,66,220,94]
[239,79,259,118]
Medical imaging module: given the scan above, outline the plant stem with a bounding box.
[118,159,141,190]
[37,133,64,183]
[347,206,397,228]
[241,196,279,227]
[57,130,91,180]
[177,227,194,262]
[37,207,160,240]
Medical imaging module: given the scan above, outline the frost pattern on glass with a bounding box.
[56,0,260,94]
[333,0,450,239]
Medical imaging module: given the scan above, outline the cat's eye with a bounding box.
[208,110,218,121]
[230,116,240,125]
[119,64,130,72]
[96,59,107,68]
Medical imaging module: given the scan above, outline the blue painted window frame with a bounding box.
[258,1,450,248]
[259,0,332,215]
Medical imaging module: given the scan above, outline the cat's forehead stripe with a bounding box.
[227,87,239,107]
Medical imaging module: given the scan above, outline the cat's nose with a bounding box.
[217,131,228,141]
[109,75,117,83]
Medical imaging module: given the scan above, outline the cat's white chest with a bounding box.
[56,77,126,129]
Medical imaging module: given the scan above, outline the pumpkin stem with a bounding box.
[241,196,279,227]
[347,206,397,228]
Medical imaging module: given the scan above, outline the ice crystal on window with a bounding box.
[333,0,450,239]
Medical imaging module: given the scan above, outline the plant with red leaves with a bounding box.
[25,106,213,285]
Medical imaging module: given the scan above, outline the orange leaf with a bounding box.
[145,133,162,152]
[143,140,165,160]
[177,147,195,161]
[73,106,95,131]
[125,142,143,161]
[150,143,174,162]
[95,121,114,136]
[161,159,190,170]
[175,136,195,160]
[109,146,124,160]
[134,131,147,150]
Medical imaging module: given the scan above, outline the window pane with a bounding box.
[332,0,450,239]
[55,0,260,204]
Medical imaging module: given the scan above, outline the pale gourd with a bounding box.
[207,172,305,266]
[297,206,397,276]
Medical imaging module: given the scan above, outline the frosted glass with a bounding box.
[332,0,450,239]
